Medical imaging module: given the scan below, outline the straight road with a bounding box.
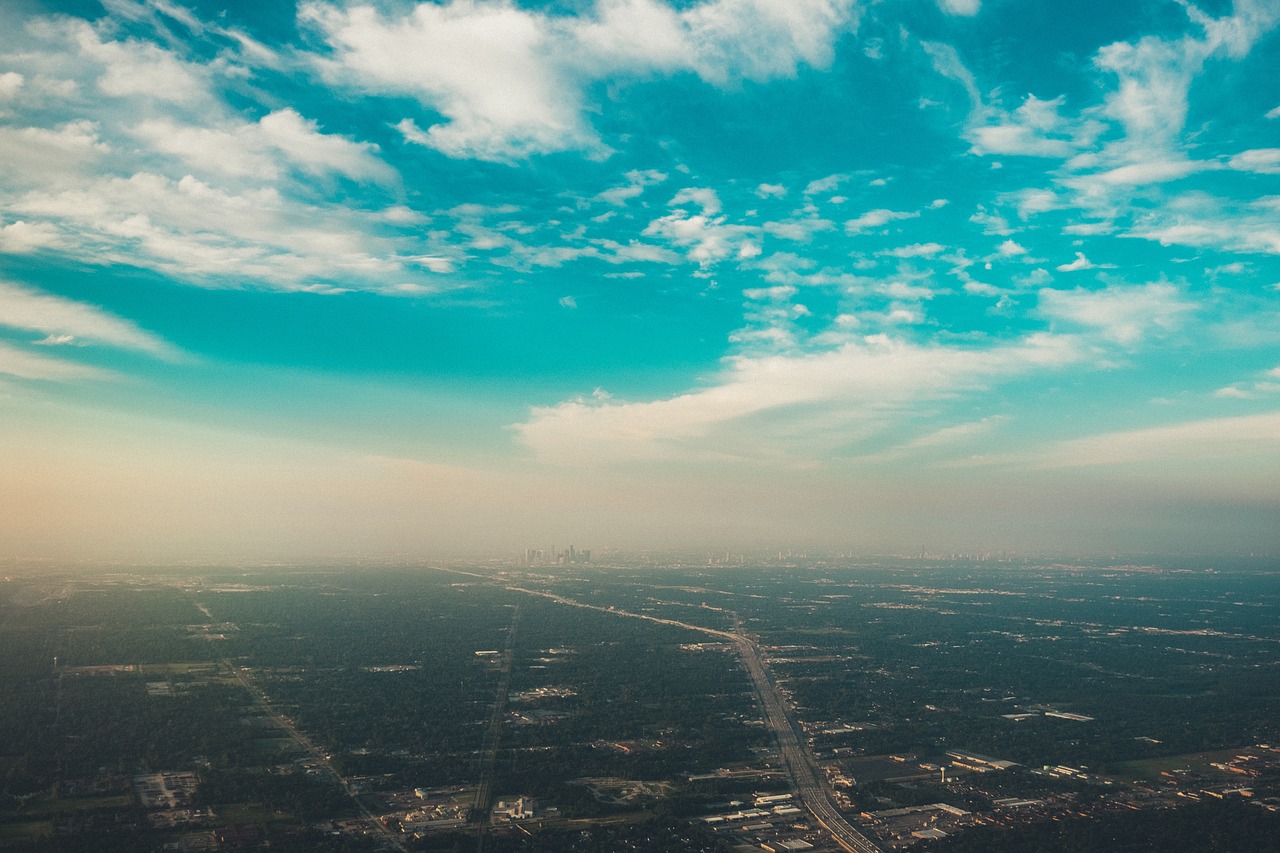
[429,567,882,853]
[473,605,521,852]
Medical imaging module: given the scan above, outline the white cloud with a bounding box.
[762,216,835,242]
[134,109,394,183]
[1001,188,1059,218]
[860,414,1008,463]
[0,120,109,185]
[1055,251,1112,272]
[1128,195,1280,256]
[997,239,1027,257]
[756,183,787,199]
[1040,1,1280,221]
[594,169,668,205]
[1038,282,1195,345]
[921,41,981,109]
[1063,221,1114,236]
[0,340,112,381]
[515,332,1080,464]
[803,173,848,195]
[937,0,980,16]
[1268,105,1280,119]
[1035,411,1280,469]
[643,188,758,267]
[1212,366,1280,399]
[4,172,432,290]
[0,220,63,254]
[669,186,722,216]
[846,208,918,234]
[1228,148,1280,174]
[304,1,594,160]
[743,285,797,301]
[0,71,23,98]
[644,212,756,267]
[0,279,175,356]
[302,0,859,160]
[0,8,443,295]
[883,242,945,258]
[969,208,1011,236]
[1085,158,1215,186]
[1214,385,1253,399]
[559,295,577,309]
[968,95,1094,158]
[72,20,209,103]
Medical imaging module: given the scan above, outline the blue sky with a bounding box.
[1,0,1278,561]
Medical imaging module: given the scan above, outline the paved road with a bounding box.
[473,606,520,852]
[732,634,882,853]
[429,568,883,853]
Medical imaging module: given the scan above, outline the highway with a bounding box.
[473,606,520,852]
[428,568,882,853]
[731,632,883,853]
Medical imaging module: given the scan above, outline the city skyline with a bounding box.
[1,0,1279,562]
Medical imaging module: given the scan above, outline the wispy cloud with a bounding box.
[1034,411,1280,469]
[515,333,1079,465]
[0,340,113,381]
[1038,282,1195,345]
[0,279,177,357]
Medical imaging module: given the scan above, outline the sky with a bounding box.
[1,0,1278,563]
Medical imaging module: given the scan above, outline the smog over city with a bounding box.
[1,0,1279,851]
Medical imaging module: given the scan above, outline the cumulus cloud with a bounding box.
[803,173,849,195]
[643,188,759,267]
[845,208,918,234]
[0,220,63,254]
[302,0,859,160]
[0,71,23,98]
